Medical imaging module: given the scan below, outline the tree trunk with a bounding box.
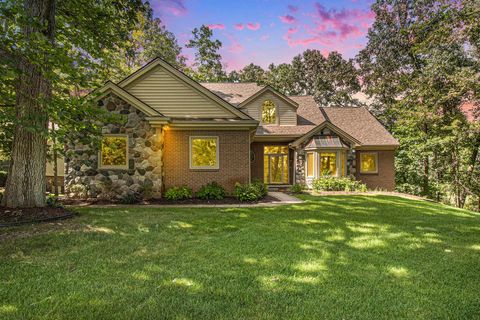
[1,0,56,208]
[51,122,59,196]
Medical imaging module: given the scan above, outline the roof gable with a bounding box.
[238,86,299,109]
[95,82,165,118]
[290,121,361,148]
[118,58,252,120]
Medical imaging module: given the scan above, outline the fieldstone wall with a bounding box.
[295,150,306,185]
[65,94,164,199]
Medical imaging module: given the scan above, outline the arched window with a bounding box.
[261,100,276,125]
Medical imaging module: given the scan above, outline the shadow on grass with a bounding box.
[0,195,479,319]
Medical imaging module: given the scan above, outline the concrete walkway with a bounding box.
[80,192,303,209]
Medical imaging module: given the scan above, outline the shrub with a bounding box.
[0,170,7,187]
[165,186,193,201]
[0,191,3,204]
[196,181,226,200]
[69,184,88,199]
[46,194,61,207]
[120,192,140,204]
[290,183,305,194]
[251,179,268,198]
[312,176,367,192]
[234,181,268,202]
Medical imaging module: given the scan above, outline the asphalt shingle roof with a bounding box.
[199,83,399,146]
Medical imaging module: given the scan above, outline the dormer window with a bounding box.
[261,100,277,125]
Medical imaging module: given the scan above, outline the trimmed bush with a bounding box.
[312,176,367,192]
[0,170,7,187]
[196,182,226,200]
[290,183,305,194]
[165,186,193,201]
[69,184,88,199]
[120,192,141,204]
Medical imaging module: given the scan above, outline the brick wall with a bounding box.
[163,129,250,193]
[355,150,396,191]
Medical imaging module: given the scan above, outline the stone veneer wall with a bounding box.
[65,94,164,199]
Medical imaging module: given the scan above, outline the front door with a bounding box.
[264,146,289,184]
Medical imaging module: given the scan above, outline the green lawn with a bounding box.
[1,195,479,319]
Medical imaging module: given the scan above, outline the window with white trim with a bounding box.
[190,137,219,169]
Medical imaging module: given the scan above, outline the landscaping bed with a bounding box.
[0,206,75,227]
[61,195,279,206]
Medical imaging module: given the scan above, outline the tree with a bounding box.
[357,0,480,208]
[0,0,148,207]
[238,63,266,83]
[186,25,226,81]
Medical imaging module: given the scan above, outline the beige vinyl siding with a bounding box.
[241,91,297,125]
[124,65,235,118]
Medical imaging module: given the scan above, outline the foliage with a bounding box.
[237,63,266,84]
[251,179,268,198]
[164,186,193,201]
[0,170,6,187]
[290,183,305,194]
[196,182,226,200]
[312,176,367,192]
[120,192,141,204]
[186,25,226,81]
[0,191,2,204]
[45,194,61,208]
[68,184,88,199]
[358,0,480,210]
[234,180,267,202]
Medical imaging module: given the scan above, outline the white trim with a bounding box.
[359,152,379,174]
[238,86,299,109]
[98,134,129,170]
[189,136,220,170]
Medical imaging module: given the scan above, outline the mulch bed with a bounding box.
[0,206,76,227]
[61,195,279,206]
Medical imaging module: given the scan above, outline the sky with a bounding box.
[151,0,375,71]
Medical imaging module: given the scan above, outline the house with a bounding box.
[65,58,399,198]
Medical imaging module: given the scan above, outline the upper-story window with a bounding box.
[261,100,277,125]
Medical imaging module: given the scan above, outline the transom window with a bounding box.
[360,152,378,173]
[99,135,128,169]
[261,100,277,125]
[190,137,219,169]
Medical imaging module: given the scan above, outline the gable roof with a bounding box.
[117,58,253,120]
[95,81,167,118]
[237,86,299,109]
[200,83,264,106]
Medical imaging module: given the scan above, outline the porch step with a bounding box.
[267,185,292,192]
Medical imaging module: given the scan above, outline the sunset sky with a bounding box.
[151,0,375,71]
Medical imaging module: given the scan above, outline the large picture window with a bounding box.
[360,152,378,173]
[100,135,128,169]
[320,152,337,176]
[264,146,288,184]
[261,100,277,125]
[190,137,219,169]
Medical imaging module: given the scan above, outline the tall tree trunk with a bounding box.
[51,122,59,196]
[1,0,56,208]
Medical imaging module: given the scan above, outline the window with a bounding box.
[306,152,315,177]
[190,137,219,169]
[100,135,128,169]
[264,146,288,184]
[261,100,277,125]
[360,152,378,173]
[320,152,337,176]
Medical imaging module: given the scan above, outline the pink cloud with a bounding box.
[279,15,296,24]
[153,0,188,16]
[246,22,261,31]
[288,5,299,13]
[234,23,244,30]
[225,33,244,53]
[208,24,225,30]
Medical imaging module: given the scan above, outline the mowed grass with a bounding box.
[1,195,479,320]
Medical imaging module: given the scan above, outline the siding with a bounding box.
[124,65,235,118]
[241,91,297,125]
